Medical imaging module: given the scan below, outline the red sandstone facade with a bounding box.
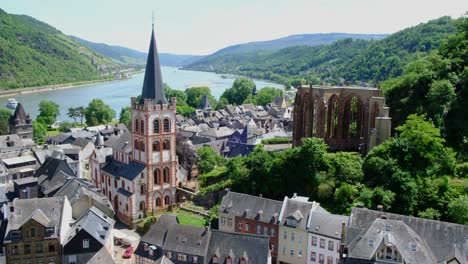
[293,85,391,153]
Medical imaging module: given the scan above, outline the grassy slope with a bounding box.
[0,9,117,89]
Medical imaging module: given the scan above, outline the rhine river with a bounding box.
[0,67,282,121]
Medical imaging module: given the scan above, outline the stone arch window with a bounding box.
[135,118,139,133]
[343,96,363,139]
[154,169,161,185]
[163,140,170,150]
[163,118,170,132]
[153,119,160,134]
[125,204,129,212]
[327,95,339,139]
[140,140,145,152]
[140,120,145,134]
[140,184,146,195]
[139,201,145,212]
[122,180,126,190]
[163,167,170,183]
[100,174,104,183]
[134,139,139,151]
[153,141,160,152]
[156,197,162,207]
[108,190,111,201]
[114,179,118,188]
[164,195,170,206]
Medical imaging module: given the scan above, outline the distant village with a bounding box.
[0,26,466,264]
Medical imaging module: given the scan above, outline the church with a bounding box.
[90,26,182,226]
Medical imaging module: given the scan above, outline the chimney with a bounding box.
[292,193,297,198]
[377,205,383,212]
[340,222,347,261]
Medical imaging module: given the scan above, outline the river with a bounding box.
[0,67,282,121]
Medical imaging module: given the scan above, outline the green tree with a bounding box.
[327,152,363,184]
[196,147,225,174]
[253,87,283,106]
[32,121,47,144]
[0,109,11,135]
[37,100,60,127]
[59,121,73,132]
[119,106,131,129]
[221,78,255,105]
[447,195,468,224]
[418,208,441,220]
[185,86,216,108]
[85,99,116,126]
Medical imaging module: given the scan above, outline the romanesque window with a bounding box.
[156,197,161,207]
[163,140,170,150]
[140,120,145,134]
[163,118,170,132]
[140,141,145,152]
[164,195,170,205]
[154,119,160,134]
[114,179,118,188]
[163,167,170,183]
[153,141,160,152]
[139,201,145,211]
[134,139,139,151]
[135,118,139,132]
[154,169,160,185]
[122,180,126,190]
[101,174,104,183]
[140,184,146,195]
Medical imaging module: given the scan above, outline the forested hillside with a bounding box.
[0,9,117,89]
[185,16,458,86]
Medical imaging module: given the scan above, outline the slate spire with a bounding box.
[140,25,168,104]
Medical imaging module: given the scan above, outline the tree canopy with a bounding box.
[85,99,116,126]
[221,78,255,105]
[37,100,60,127]
[0,109,11,135]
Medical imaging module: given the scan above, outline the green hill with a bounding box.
[0,9,118,89]
[185,16,458,86]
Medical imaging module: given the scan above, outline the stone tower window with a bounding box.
[154,119,160,134]
[163,140,170,150]
[163,167,170,183]
[154,169,161,185]
[140,120,145,134]
[163,118,170,132]
[135,118,139,133]
[153,141,160,152]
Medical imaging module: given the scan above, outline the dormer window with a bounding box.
[212,256,219,263]
[286,218,298,227]
[241,258,248,264]
[226,256,232,264]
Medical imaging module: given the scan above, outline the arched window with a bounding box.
[125,204,129,212]
[135,118,139,133]
[141,141,145,152]
[140,120,145,134]
[140,184,146,195]
[156,198,161,207]
[163,167,170,183]
[108,191,111,200]
[114,179,117,188]
[163,118,170,132]
[122,180,126,189]
[153,141,160,152]
[164,195,170,205]
[163,140,170,150]
[154,169,161,185]
[139,201,145,211]
[134,139,139,151]
[153,119,160,134]
[94,169,98,180]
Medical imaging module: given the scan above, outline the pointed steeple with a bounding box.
[140,25,168,104]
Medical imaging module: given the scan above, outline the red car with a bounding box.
[123,246,133,258]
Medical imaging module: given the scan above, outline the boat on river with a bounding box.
[5,98,17,109]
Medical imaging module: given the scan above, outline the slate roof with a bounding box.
[140,27,168,104]
[198,127,235,139]
[279,197,324,230]
[72,137,92,149]
[92,147,113,163]
[64,206,115,247]
[347,218,437,264]
[163,224,210,257]
[141,215,179,246]
[154,256,175,264]
[34,157,75,196]
[101,159,145,181]
[104,131,132,153]
[204,230,270,264]
[117,188,133,197]
[308,212,348,239]
[9,103,30,125]
[349,207,468,264]
[6,197,65,239]
[85,246,116,264]
[199,95,212,110]
[54,178,113,213]
[220,191,283,224]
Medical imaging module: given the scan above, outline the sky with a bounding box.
[1,0,466,55]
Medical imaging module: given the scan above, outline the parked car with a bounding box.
[123,246,133,258]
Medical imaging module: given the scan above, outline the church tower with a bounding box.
[9,103,33,139]
[131,26,178,212]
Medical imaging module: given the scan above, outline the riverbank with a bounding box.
[0,70,144,98]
